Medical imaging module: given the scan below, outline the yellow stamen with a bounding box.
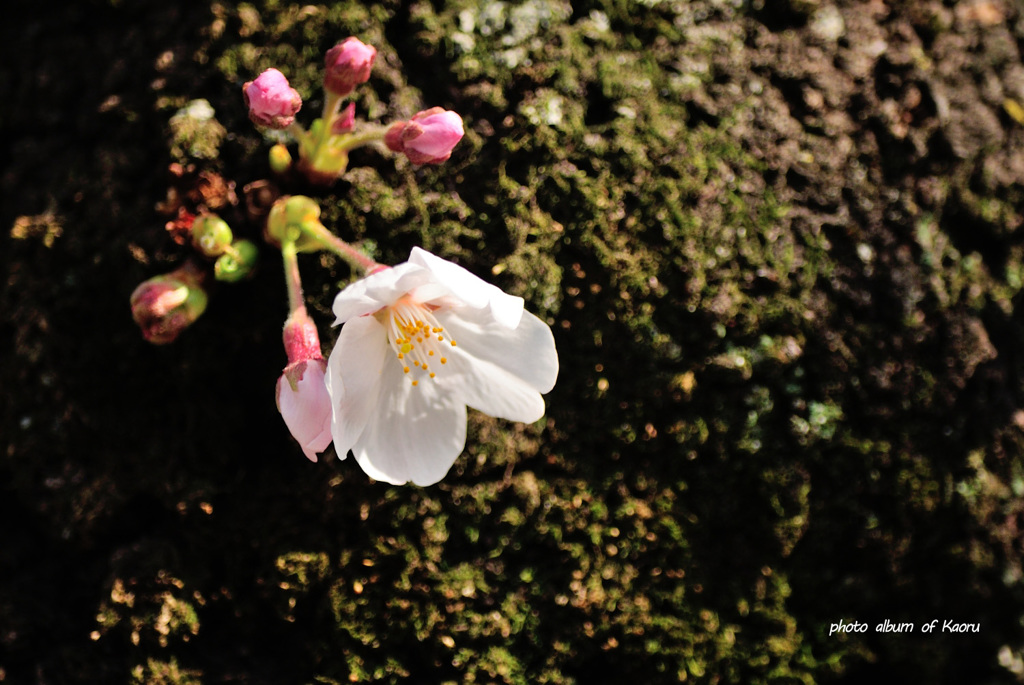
[383,296,454,388]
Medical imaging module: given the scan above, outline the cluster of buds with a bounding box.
[242,37,465,185]
[132,166,259,344]
[191,214,259,283]
[129,37,560,486]
[129,221,259,344]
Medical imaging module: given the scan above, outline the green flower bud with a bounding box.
[191,214,234,257]
[215,240,259,282]
[269,143,292,174]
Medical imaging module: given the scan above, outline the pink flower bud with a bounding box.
[276,309,332,461]
[331,102,356,134]
[282,308,323,365]
[384,107,464,165]
[130,262,208,344]
[324,37,376,96]
[243,68,302,129]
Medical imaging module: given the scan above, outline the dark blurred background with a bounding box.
[3,0,1024,682]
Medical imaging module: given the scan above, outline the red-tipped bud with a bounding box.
[331,102,357,134]
[324,37,376,96]
[243,68,302,129]
[384,107,464,165]
[130,262,208,344]
[276,309,332,461]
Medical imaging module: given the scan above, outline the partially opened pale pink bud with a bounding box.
[277,359,332,462]
[324,37,376,96]
[384,107,464,165]
[243,68,302,129]
[276,309,332,461]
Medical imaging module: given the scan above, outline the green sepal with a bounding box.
[214,240,259,282]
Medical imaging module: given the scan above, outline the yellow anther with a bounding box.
[386,297,454,383]
[411,380,419,386]
[450,340,457,347]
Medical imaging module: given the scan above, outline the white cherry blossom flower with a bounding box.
[325,247,558,485]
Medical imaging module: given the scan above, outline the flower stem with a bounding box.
[321,90,344,126]
[288,121,311,148]
[337,127,387,150]
[299,221,382,274]
[222,243,242,261]
[281,240,305,315]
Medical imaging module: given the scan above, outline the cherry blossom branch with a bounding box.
[335,127,387,150]
[321,90,344,127]
[298,221,383,274]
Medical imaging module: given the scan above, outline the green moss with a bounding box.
[168,99,227,161]
[130,658,202,685]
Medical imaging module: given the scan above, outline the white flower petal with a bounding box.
[326,315,389,458]
[439,307,558,395]
[440,348,547,423]
[332,262,433,324]
[408,247,524,328]
[352,355,468,486]
[277,361,333,462]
